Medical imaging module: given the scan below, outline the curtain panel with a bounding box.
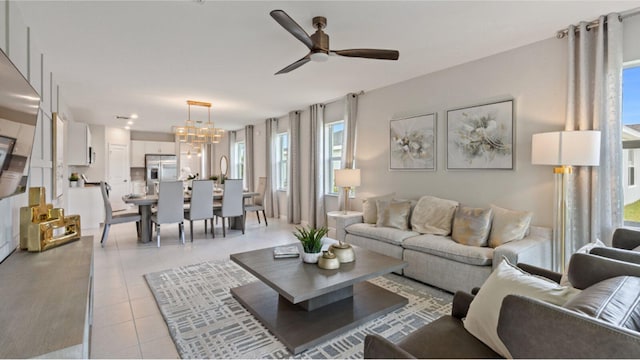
[308,104,326,227]
[245,125,254,192]
[565,14,624,252]
[338,93,359,212]
[288,111,302,224]
[264,118,279,219]
[228,130,236,178]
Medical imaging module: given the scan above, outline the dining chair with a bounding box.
[184,179,215,242]
[100,181,141,247]
[244,176,268,227]
[213,179,244,237]
[151,181,185,247]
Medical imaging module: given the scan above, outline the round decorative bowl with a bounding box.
[317,251,340,270]
[329,243,356,263]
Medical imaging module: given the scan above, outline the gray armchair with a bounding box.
[364,253,640,359]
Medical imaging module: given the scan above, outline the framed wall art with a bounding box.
[446,100,514,170]
[390,113,436,171]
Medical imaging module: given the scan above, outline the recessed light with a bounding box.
[127,120,133,125]
[131,114,139,119]
[125,126,130,130]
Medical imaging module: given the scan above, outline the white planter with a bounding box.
[301,251,321,264]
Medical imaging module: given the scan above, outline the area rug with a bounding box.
[145,260,453,359]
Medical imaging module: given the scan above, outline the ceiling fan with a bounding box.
[270,9,400,75]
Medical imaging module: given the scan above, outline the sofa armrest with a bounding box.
[497,295,640,359]
[492,226,552,270]
[612,227,640,250]
[335,214,364,242]
[364,334,416,359]
[590,246,640,265]
[451,291,474,319]
[517,263,562,283]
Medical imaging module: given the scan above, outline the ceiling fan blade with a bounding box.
[331,49,399,60]
[275,55,311,75]
[270,10,314,50]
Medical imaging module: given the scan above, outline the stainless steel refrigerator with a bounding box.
[145,154,178,194]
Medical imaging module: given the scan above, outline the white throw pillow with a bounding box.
[559,239,606,286]
[362,193,395,224]
[410,195,458,235]
[463,258,581,358]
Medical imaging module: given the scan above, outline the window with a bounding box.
[277,132,288,190]
[622,65,640,224]
[325,121,344,194]
[234,141,245,184]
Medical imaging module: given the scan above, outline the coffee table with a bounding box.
[230,243,408,354]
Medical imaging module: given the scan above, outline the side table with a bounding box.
[327,210,363,241]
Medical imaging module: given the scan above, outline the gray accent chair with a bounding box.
[184,180,215,242]
[100,181,140,247]
[589,228,640,265]
[214,179,244,237]
[151,181,185,247]
[364,253,640,359]
[244,176,267,227]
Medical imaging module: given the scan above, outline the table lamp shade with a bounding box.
[531,131,601,166]
[335,169,361,188]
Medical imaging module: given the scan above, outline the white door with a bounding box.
[108,143,130,211]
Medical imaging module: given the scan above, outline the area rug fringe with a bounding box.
[145,259,452,359]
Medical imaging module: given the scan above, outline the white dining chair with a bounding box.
[214,179,244,237]
[244,176,268,227]
[100,181,141,247]
[151,181,185,247]
[184,179,215,242]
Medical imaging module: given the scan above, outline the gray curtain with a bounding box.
[228,130,236,178]
[245,125,254,192]
[339,93,359,212]
[264,118,279,219]
[565,14,623,256]
[288,111,301,224]
[308,104,325,227]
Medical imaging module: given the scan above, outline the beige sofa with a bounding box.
[335,195,552,293]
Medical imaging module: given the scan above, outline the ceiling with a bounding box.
[16,1,640,133]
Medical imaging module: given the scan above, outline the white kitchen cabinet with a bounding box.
[130,140,145,167]
[67,122,93,166]
[67,186,105,230]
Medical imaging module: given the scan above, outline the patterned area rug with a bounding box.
[145,260,452,359]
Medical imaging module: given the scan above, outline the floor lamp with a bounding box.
[531,130,601,273]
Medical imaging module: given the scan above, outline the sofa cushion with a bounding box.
[403,234,494,266]
[563,276,640,332]
[488,205,532,248]
[410,195,459,236]
[345,223,419,246]
[452,206,493,247]
[362,193,395,224]
[376,200,411,230]
[464,258,581,358]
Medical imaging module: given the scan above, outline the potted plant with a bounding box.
[293,225,329,263]
[69,172,79,188]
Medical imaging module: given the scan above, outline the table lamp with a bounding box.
[531,130,601,272]
[335,168,361,215]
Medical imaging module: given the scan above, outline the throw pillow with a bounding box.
[451,206,493,246]
[376,200,411,230]
[463,258,581,358]
[488,205,533,248]
[559,239,606,286]
[410,195,459,235]
[634,245,640,252]
[362,193,395,224]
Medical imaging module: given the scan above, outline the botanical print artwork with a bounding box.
[447,100,513,170]
[390,113,436,170]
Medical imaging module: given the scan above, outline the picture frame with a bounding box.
[446,100,514,170]
[53,112,65,198]
[389,113,436,171]
[0,135,16,175]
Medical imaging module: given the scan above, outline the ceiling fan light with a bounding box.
[310,52,329,62]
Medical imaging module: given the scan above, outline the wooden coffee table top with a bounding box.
[230,243,407,304]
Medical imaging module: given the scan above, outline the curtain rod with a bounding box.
[556,7,640,39]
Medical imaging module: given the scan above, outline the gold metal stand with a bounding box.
[19,187,81,252]
[554,165,572,273]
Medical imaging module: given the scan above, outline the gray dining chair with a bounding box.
[151,181,185,247]
[214,179,244,237]
[184,179,215,242]
[244,176,268,227]
[100,181,141,247]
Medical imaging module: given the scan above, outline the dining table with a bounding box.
[123,190,259,243]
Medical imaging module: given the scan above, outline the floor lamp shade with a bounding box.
[531,130,601,272]
[531,131,601,166]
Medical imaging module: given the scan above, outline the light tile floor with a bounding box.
[89,214,298,359]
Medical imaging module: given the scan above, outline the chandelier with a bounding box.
[174,100,225,150]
